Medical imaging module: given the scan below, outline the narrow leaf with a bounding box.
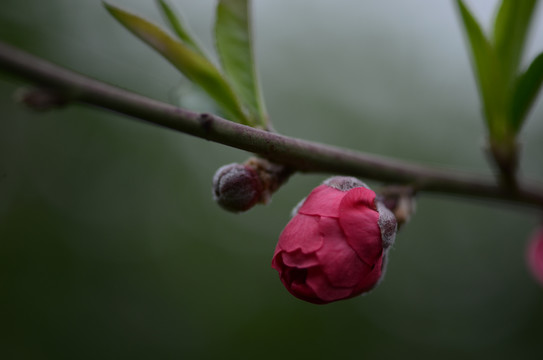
[510,52,543,132]
[493,0,538,82]
[104,2,250,125]
[215,0,267,128]
[456,0,503,135]
[156,0,205,56]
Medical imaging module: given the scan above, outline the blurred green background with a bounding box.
[1,0,543,358]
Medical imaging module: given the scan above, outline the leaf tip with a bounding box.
[102,1,118,15]
[455,0,470,17]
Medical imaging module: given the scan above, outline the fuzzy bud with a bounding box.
[212,158,293,213]
[272,176,398,304]
[212,163,264,213]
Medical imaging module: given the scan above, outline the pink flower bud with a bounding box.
[212,163,263,213]
[272,176,397,304]
[527,227,543,286]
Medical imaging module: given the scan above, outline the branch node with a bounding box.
[14,87,69,111]
[378,185,417,228]
[198,113,214,135]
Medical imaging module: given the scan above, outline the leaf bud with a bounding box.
[212,163,263,213]
[212,158,293,213]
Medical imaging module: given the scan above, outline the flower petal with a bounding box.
[288,281,324,304]
[305,267,353,303]
[276,214,323,254]
[316,217,369,287]
[338,187,382,266]
[281,249,320,268]
[351,255,384,296]
[272,253,323,303]
[297,185,345,218]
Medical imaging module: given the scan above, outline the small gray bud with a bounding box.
[212,163,263,213]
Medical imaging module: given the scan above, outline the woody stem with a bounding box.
[1,41,543,207]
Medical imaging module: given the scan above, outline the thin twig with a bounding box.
[1,41,542,207]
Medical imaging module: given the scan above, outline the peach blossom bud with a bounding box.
[212,163,263,213]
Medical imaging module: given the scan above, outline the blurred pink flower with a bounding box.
[527,227,543,286]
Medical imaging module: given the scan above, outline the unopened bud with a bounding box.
[212,163,263,213]
[212,158,293,213]
[272,176,397,304]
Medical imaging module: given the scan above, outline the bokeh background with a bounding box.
[1,0,543,358]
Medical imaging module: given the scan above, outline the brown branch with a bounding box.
[1,41,543,207]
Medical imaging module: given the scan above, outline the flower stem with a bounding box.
[1,41,542,207]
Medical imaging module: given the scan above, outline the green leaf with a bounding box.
[104,2,250,125]
[510,52,543,132]
[156,0,205,56]
[456,0,504,137]
[493,0,538,83]
[215,0,267,128]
